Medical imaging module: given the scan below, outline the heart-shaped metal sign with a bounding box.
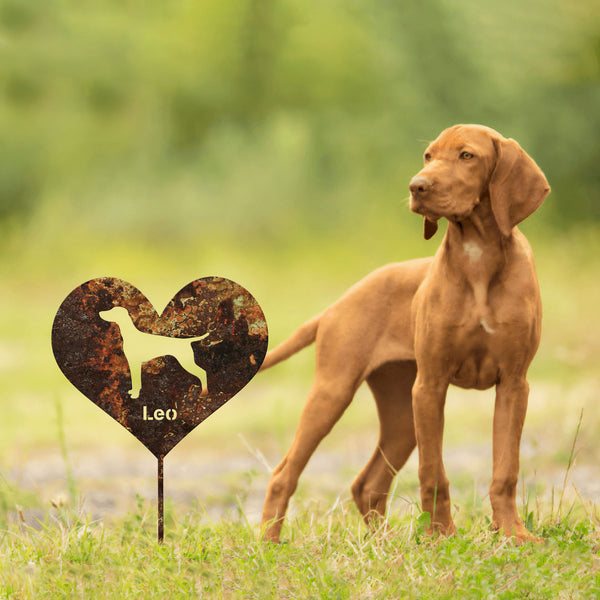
[51,276,268,458]
[52,276,268,541]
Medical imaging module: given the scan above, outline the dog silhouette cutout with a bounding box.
[99,306,209,399]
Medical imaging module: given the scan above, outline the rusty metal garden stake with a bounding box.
[52,276,268,542]
[158,456,164,542]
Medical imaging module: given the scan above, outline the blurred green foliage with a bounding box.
[0,0,599,501]
[0,0,599,241]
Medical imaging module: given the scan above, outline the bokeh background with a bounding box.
[1,0,599,522]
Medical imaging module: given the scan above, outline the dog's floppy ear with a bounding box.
[489,137,550,237]
[423,217,438,240]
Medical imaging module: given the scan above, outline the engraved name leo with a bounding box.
[143,406,177,421]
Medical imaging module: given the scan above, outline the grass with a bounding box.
[1,216,600,597]
[0,488,598,599]
[0,397,597,599]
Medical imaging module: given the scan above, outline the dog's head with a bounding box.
[98,306,130,322]
[409,124,550,239]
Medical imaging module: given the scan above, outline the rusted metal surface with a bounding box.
[158,456,164,542]
[51,276,268,460]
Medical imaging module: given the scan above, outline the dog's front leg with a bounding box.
[490,377,541,543]
[412,375,456,536]
[122,344,142,399]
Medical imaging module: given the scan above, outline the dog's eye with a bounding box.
[424,153,432,162]
[460,151,474,160]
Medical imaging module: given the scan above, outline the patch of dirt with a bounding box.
[7,439,600,531]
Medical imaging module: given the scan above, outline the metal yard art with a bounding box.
[52,276,268,541]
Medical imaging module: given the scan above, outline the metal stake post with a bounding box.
[158,455,164,543]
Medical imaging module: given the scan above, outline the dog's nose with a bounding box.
[409,176,432,195]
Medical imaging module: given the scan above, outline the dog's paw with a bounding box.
[491,520,543,545]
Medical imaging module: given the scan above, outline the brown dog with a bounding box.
[260,124,550,543]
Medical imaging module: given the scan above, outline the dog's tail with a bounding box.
[259,312,322,371]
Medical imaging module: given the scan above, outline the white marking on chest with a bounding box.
[480,318,496,334]
[463,241,483,262]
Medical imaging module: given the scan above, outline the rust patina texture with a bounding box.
[52,277,268,459]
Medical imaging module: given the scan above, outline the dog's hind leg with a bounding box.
[260,297,390,543]
[260,375,358,543]
[172,346,208,394]
[351,360,417,526]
